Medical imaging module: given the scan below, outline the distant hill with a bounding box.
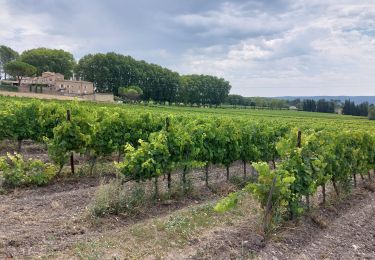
[277,96,375,105]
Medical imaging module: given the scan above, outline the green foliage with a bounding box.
[214,192,241,213]
[75,53,231,104]
[165,120,204,169]
[118,85,143,101]
[51,120,91,153]
[179,74,231,106]
[0,45,19,80]
[87,112,121,158]
[218,120,241,168]
[20,48,75,78]
[302,99,336,113]
[89,180,147,217]
[4,61,37,85]
[0,95,373,225]
[238,124,262,164]
[0,83,19,92]
[215,162,295,221]
[45,109,92,171]
[343,100,369,117]
[217,126,374,231]
[38,102,66,139]
[159,204,216,241]
[248,162,296,220]
[0,101,44,151]
[191,121,222,166]
[226,95,288,109]
[75,52,180,103]
[369,106,375,120]
[11,102,42,142]
[277,129,318,213]
[0,153,56,187]
[118,132,170,181]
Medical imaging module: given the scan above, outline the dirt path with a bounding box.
[258,186,375,260]
[0,178,98,258]
[173,184,375,260]
[1,149,374,260]
[0,161,247,258]
[0,90,83,101]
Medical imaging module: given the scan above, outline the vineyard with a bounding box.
[0,95,374,258]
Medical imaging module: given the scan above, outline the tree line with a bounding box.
[224,95,337,111]
[225,95,348,113]
[0,46,231,105]
[302,98,374,117]
[225,93,374,119]
[302,99,335,113]
[342,100,370,117]
[225,94,289,109]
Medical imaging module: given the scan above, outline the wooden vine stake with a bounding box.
[182,152,189,194]
[154,176,159,199]
[205,164,209,187]
[67,110,75,175]
[182,164,188,193]
[243,160,247,179]
[263,175,277,234]
[332,178,340,196]
[165,117,172,191]
[297,129,310,210]
[297,129,302,148]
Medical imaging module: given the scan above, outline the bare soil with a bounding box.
[170,182,375,260]
[1,140,374,259]
[0,90,83,101]
[2,181,373,259]
[0,178,98,258]
[258,185,375,260]
[0,142,247,259]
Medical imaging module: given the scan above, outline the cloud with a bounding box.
[174,1,375,96]
[0,0,86,53]
[1,0,375,96]
[174,2,292,41]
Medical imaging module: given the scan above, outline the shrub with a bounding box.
[118,85,143,102]
[215,162,295,234]
[369,106,375,120]
[89,179,147,217]
[0,153,56,187]
[248,162,296,224]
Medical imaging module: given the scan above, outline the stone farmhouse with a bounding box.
[21,72,94,95]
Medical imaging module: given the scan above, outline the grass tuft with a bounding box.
[89,179,148,217]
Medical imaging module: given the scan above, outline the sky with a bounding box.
[1,0,375,97]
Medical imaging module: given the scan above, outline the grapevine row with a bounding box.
[215,128,375,233]
[0,97,373,203]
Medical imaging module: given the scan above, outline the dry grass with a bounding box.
[50,195,260,259]
[363,182,375,192]
[0,90,83,101]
